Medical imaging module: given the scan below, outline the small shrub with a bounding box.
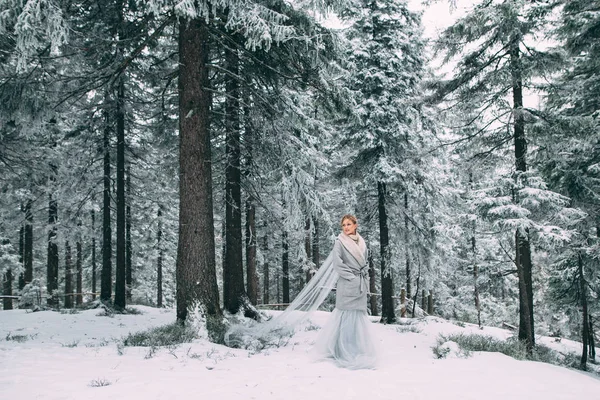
[5,333,30,343]
[89,378,111,387]
[396,325,421,334]
[61,340,80,348]
[432,333,584,372]
[122,322,197,348]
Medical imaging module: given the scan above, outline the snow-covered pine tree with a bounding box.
[334,0,431,323]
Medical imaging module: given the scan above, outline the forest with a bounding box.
[0,0,598,370]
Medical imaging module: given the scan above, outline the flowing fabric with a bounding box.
[224,251,339,349]
[312,309,377,369]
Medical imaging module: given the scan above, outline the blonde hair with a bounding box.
[340,214,358,227]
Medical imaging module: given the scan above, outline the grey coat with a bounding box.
[332,239,369,311]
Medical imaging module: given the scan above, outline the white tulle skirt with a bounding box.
[312,309,378,370]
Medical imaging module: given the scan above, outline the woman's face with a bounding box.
[342,218,357,235]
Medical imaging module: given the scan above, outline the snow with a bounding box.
[1,306,598,400]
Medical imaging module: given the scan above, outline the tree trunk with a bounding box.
[24,199,33,285]
[223,44,247,315]
[262,221,270,305]
[511,34,534,353]
[473,237,481,328]
[2,238,13,309]
[157,207,163,308]
[18,222,24,292]
[101,107,112,303]
[589,316,596,361]
[312,216,320,269]
[91,209,97,300]
[76,233,83,306]
[404,192,411,298]
[245,197,258,305]
[368,250,378,316]
[378,181,395,323]
[243,98,258,305]
[304,216,312,283]
[64,241,73,309]
[579,253,589,370]
[176,16,222,326]
[282,228,290,304]
[46,196,59,307]
[516,230,534,353]
[126,164,132,301]
[115,77,126,310]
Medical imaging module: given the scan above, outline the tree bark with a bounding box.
[115,76,126,310]
[76,232,83,306]
[2,238,13,310]
[101,107,112,303]
[91,209,97,300]
[282,228,290,304]
[157,207,163,308]
[223,44,247,315]
[312,216,320,269]
[245,196,258,305]
[262,221,270,305]
[368,249,378,316]
[579,253,589,370]
[46,196,59,307]
[304,216,312,283]
[126,164,132,301]
[473,237,481,328]
[176,16,222,325]
[64,241,73,309]
[24,199,33,285]
[511,33,535,353]
[404,192,411,298]
[378,181,395,323]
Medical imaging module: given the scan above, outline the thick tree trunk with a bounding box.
[64,241,73,309]
[579,253,589,370]
[516,229,534,352]
[91,210,97,300]
[262,221,270,305]
[223,44,247,315]
[243,96,258,305]
[46,196,59,307]
[157,207,163,308]
[378,181,395,323]
[126,165,132,301]
[101,108,112,303]
[115,77,126,310]
[176,17,222,325]
[24,199,33,285]
[511,35,534,353]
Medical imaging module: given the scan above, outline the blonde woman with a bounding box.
[313,214,377,369]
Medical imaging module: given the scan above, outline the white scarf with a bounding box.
[338,232,367,266]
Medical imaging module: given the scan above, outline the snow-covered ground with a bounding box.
[1,306,598,400]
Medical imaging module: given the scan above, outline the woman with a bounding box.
[313,214,377,369]
[225,215,377,369]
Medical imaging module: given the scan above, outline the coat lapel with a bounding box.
[338,233,367,266]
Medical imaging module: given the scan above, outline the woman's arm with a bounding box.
[332,240,357,281]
